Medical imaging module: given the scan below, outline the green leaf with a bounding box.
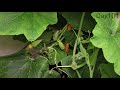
[90,12,120,76]
[87,42,95,50]
[89,48,99,67]
[61,55,89,78]
[0,55,50,78]
[91,12,120,75]
[57,40,65,50]
[48,47,66,65]
[53,31,59,41]
[61,55,78,78]
[0,12,57,41]
[31,40,42,47]
[78,65,90,78]
[61,12,96,31]
[39,30,53,42]
[63,30,76,46]
[43,70,61,78]
[99,63,120,78]
[0,54,25,77]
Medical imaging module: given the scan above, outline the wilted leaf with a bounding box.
[0,35,27,57]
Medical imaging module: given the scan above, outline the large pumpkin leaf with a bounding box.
[0,53,61,78]
[0,54,25,77]
[0,55,51,78]
[0,12,57,41]
[7,57,48,78]
[61,12,96,32]
[90,12,120,75]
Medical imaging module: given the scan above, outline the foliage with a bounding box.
[90,12,120,76]
[0,12,119,78]
[0,12,57,41]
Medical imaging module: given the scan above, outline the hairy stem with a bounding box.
[76,70,82,78]
[72,12,86,64]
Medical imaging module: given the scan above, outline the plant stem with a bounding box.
[72,12,86,64]
[76,70,82,78]
[60,37,64,41]
[81,39,90,44]
[57,68,69,77]
[75,12,93,78]
[50,42,57,47]
[48,47,57,66]
[49,24,68,48]
[90,48,100,78]
[86,57,93,78]
[72,40,78,63]
[76,62,86,69]
[57,65,71,68]
[71,12,85,80]
[78,12,86,38]
[57,24,68,41]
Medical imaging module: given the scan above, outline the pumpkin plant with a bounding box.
[0,12,120,78]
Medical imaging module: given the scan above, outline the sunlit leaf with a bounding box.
[0,12,57,41]
[90,12,120,76]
